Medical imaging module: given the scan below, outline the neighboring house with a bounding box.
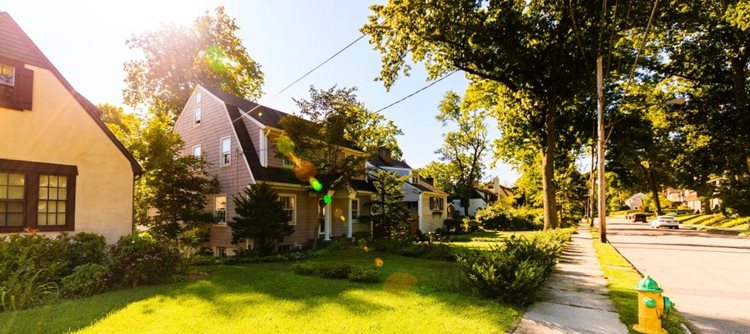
[174,85,374,255]
[452,177,513,217]
[663,187,712,213]
[367,148,448,233]
[0,12,142,243]
[625,193,645,210]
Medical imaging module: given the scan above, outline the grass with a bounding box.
[0,247,521,334]
[448,230,538,249]
[590,228,694,334]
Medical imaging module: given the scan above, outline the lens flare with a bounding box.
[309,177,323,191]
[294,160,317,182]
[323,194,332,204]
[375,258,384,267]
[363,246,369,252]
[384,272,417,295]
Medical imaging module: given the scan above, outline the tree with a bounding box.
[361,1,619,229]
[367,168,411,238]
[420,161,461,197]
[124,7,264,121]
[142,115,220,246]
[229,183,294,255]
[434,91,487,217]
[278,86,401,247]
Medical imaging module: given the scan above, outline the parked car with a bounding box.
[631,213,648,223]
[650,216,679,229]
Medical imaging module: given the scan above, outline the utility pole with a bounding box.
[597,56,607,242]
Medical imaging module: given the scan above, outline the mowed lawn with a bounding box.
[0,247,521,334]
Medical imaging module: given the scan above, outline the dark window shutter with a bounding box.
[14,67,33,110]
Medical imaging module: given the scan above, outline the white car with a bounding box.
[650,216,679,229]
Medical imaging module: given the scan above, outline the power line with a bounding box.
[376,70,459,113]
[231,34,366,123]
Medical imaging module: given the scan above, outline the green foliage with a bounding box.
[65,233,108,270]
[442,218,462,232]
[0,265,59,311]
[371,239,459,262]
[719,177,750,216]
[292,262,381,283]
[0,234,69,287]
[110,233,181,287]
[367,168,411,239]
[61,264,109,298]
[124,6,264,120]
[475,203,542,231]
[457,229,571,306]
[229,183,294,256]
[347,266,381,283]
[318,264,353,279]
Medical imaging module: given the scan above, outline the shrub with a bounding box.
[347,266,380,283]
[458,229,571,306]
[442,218,462,232]
[0,234,69,286]
[0,265,59,311]
[352,231,371,240]
[318,264,352,279]
[475,204,542,231]
[371,239,459,261]
[61,263,109,297]
[110,232,180,287]
[66,233,108,269]
[292,262,317,276]
[229,183,294,256]
[462,218,480,233]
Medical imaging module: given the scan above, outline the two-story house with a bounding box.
[174,85,374,255]
[367,148,448,233]
[0,12,142,243]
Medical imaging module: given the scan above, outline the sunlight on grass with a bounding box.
[0,250,521,334]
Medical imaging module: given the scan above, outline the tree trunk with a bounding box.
[541,108,558,230]
[730,54,747,109]
[647,169,663,215]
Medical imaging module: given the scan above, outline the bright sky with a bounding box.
[4,0,519,186]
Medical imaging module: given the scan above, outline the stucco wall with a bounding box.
[0,64,134,243]
[420,193,448,232]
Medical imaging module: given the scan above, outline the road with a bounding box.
[603,217,750,334]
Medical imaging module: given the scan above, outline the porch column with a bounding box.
[324,203,332,241]
[417,193,424,231]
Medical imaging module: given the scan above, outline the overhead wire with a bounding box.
[375,70,459,113]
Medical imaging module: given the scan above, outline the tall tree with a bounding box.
[361,1,617,229]
[278,86,401,247]
[420,161,461,197]
[367,168,411,238]
[229,183,294,256]
[435,91,487,217]
[124,6,264,120]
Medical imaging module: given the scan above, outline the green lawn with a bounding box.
[0,248,521,334]
[448,230,537,249]
[590,229,695,334]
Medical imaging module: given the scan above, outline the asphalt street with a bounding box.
[603,217,750,334]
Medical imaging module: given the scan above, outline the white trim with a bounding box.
[220,136,232,167]
[193,104,202,126]
[278,193,296,225]
[259,129,268,167]
[214,194,227,224]
[324,203,332,241]
[347,199,353,238]
[239,107,267,129]
[192,144,202,157]
[418,193,424,231]
[265,182,306,190]
[174,86,202,128]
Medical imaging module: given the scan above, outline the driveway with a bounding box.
[603,217,750,334]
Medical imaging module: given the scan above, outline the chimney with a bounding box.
[425,177,434,186]
[493,176,500,195]
[378,146,392,163]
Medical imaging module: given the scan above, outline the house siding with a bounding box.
[0,64,134,243]
[421,193,448,232]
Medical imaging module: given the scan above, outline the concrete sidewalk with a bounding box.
[513,225,628,334]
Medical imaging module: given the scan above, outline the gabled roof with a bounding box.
[0,12,142,175]
[202,85,290,129]
[368,156,412,169]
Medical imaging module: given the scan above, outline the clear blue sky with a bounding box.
[4,0,519,186]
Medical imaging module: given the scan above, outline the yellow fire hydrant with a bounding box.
[633,275,675,334]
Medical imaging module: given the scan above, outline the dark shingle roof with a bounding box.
[368,156,412,169]
[0,12,142,175]
[202,85,291,129]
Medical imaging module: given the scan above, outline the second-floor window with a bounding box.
[194,106,201,125]
[282,155,293,168]
[0,64,14,86]
[192,145,201,157]
[220,137,231,166]
[429,197,444,212]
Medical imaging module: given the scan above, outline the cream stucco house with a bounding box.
[0,12,142,243]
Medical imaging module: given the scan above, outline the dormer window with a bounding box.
[194,105,201,125]
[220,137,231,166]
[0,64,14,86]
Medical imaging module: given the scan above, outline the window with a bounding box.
[0,64,14,86]
[0,172,25,227]
[195,91,202,104]
[220,137,231,166]
[351,199,360,220]
[0,159,76,232]
[282,156,293,168]
[214,195,226,223]
[194,105,201,125]
[429,197,444,212]
[279,194,295,225]
[192,145,202,157]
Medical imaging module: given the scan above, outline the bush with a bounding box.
[347,266,380,283]
[66,233,108,270]
[318,264,352,279]
[61,263,109,297]
[352,231,371,240]
[462,218,480,233]
[292,262,317,276]
[475,204,542,231]
[442,218,462,232]
[458,229,571,306]
[371,239,459,261]
[0,265,59,311]
[110,232,180,287]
